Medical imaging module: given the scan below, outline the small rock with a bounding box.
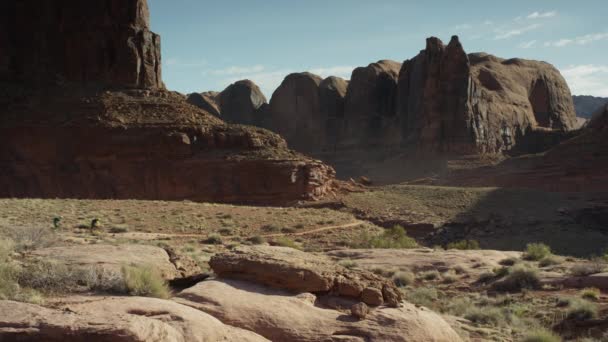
[361,287,383,306]
[382,285,402,307]
[350,302,369,320]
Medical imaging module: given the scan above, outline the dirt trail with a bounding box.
[261,220,365,238]
[116,220,366,241]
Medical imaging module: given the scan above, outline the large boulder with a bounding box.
[0,0,162,88]
[219,80,268,126]
[0,297,268,341]
[344,60,402,147]
[209,246,402,306]
[398,36,577,154]
[176,279,462,342]
[267,72,325,151]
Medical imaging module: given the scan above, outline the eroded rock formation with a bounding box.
[186,91,221,118]
[219,80,268,126]
[0,0,336,203]
[214,36,577,156]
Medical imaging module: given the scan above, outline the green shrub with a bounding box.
[523,243,552,261]
[446,239,480,250]
[566,298,598,320]
[419,270,440,281]
[580,287,601,301]
[261,224,280,232]
[18,261,82,293]
[556,296,572,307]
[356,226,417,249]
[442,271,458,284]
[477,271,496,284]
[406,287,438,308]
[493,266,510,279]
[493,265,540,292]
[339,260,358,269]
[522,328,562,342]
[202,234,223,245]
[539,255,562,267]
[90,218,101,229]
[464,307,505,326]
[392,271,415,287]
[273,237,300,249]
[218,228,234,236]
[122,265,169,299]
[570,262,606,276]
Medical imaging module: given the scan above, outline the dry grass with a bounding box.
[122,265,170,299]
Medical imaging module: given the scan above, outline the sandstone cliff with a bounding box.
[0,0,336,203]
[212,36,577,156]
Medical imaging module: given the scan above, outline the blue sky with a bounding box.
[148,0,608,97]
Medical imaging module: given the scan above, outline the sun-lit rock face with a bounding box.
[216,36,577,155]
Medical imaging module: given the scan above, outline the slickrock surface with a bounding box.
[0,297,268,342]
[176,279,462,342]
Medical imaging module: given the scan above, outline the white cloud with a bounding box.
[527,11,557,19]
[483,20,493,25]
[545,32,608,47]
[216,65,354,97]
[561,65,608,96]
[518,40,537,48]
[494,23,541,40]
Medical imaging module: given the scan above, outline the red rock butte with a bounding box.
[0,0,336,203]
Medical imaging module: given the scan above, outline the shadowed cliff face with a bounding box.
[0,0,162,89]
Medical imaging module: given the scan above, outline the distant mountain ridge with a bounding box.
[573,95,608,118]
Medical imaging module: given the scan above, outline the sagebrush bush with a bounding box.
[406,287,438,308]
[1,226,56,251]
[523,243,552,261]
[570,262,606,276]
[522,328,562,342]
[580,287,601,301]
[442,271,458,284]
[446,239,480,250]
[355,226,417,249]
[392,271,415,287]
[419,270,440,281]
[122,265,169,299]
[539,255,562,267]
[247,235,265,245]
[202,234,223,245]
[493,265,540,292]
[273,237,300,249]
[339,260,358,269]
[464,307,506,326]
[566,298,598,320]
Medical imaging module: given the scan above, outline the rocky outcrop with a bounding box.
[176,280,462,342]
[398,36,577,154]
[0,0,336,204]
[266,73,325,151]
[344,60,402,147]
[0,298,268,342]
[29,244,193,280]
[0,0,162,89]
[216,36,577,157]
[186,91,221,118]
[209,245,402,306]
[219,80,268,126]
